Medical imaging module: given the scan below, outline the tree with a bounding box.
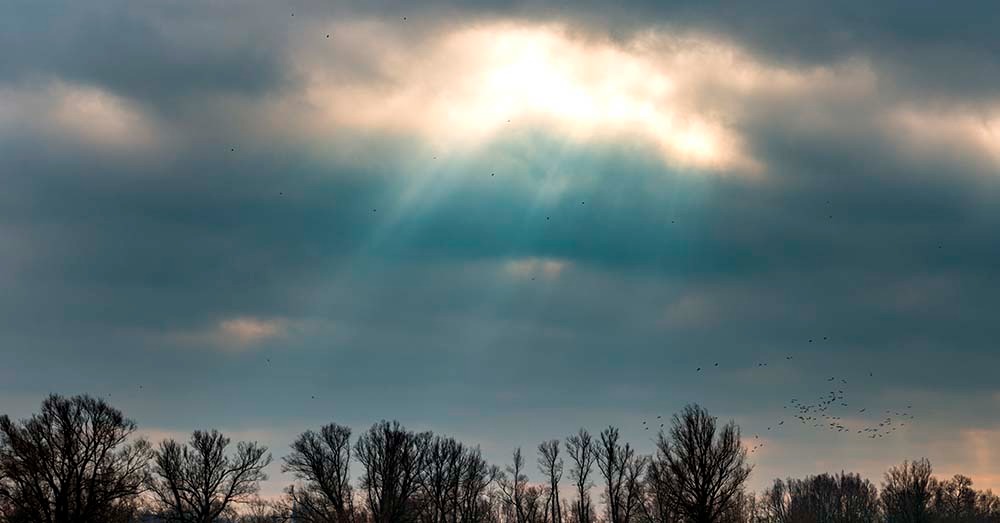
[420,435,466,523]
[455,445,498,523]
[757,479,790,523]
[881,459,934,523]
[566,429,598,523]
[538,439,563,523]
[650,404,752,523]
[148,429,271,523]
[354,420,430,523]
[498,448,531,523]
[931,475,978,523]
[283,423,355,522]
[596,427,645,523]
[0,394,151,523]
[781,472,879,523]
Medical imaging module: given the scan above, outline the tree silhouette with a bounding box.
[650,404,752,523]
[881,459,934,523]
[498,448,531,523]
[148,429,271,523]
[453,443,496,523]
[566,429,598,523]
[283,423,355,522]
[0,394,151,523]
[537,439,563,523]
[354,420,430,523]
[784,472,879,523]
[596,427,645,523]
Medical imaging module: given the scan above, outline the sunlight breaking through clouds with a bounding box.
[288,22,787,174]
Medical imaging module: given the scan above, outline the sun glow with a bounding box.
[293,22,763,173]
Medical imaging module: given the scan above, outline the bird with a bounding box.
[696,367,701,371]
[714,363,719,367]
[327,34,330,38]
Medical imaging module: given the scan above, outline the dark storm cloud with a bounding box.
[0,1,292,106]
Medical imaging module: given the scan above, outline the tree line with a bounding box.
[1,394,997,523]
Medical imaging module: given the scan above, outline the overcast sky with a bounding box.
[2,0,1000,498]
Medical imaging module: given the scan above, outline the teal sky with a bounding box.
[2,0,1000,498]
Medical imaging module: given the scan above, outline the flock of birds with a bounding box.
[640,338,919,456]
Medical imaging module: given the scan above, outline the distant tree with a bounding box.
[784,472,879,523]
[596,427,645,523]
[650,404,752,523]
[537,440,563,523]
[758,479,790,523]
[881,459,935,523]
[642,445,682,523]
[498,448,531,523]
[566,429,598,523]
[420,435,467,523]
[0,394,151,523]
[148,429,271,523]
[354,420,430,523]
[239,495,290,523]
[931,474,978,523]
[283,423,355,522]
[454,445,498,523]
[975,490,1000,523]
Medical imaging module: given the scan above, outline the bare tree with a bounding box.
[565,429,597,523]
[931,474,978,523]
[456,445,498,523]
[0,394,151,523]
[148,429,271,523]
[881,459,934,523]
[538,440,563,523]
[757,479,790,523]
[354,420,431,523]
[420,435,466,523]
[651,404,752,523]
[642,452,680,523]
[776,472,879,523]
[596,427,645,523]
[498,448,531,523]
[283,423,355,522]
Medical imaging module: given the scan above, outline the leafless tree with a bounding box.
[931,474,978,523]
[757,479,790,523]
[651,404,752,523]
[283,423,355,522]
[354,420,431,523]
[881,459,935,523]
[779,472,879,523]
[596,427,645,523]
[498,448,531,523]
[456,445,498,523]
[565,429,597,523]
[642,451,680,523]
[538,440,563,523]
[420,435,466,523]
[148,429,271,523]
[0,394,151,523]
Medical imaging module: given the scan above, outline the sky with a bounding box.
[2,0,1000,499]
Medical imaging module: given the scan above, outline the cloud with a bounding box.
[0,81,162,152]
[168,317,288,352]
